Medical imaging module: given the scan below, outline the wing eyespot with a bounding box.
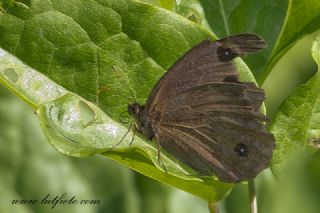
[234,143,249,157]
[217,47,238,62]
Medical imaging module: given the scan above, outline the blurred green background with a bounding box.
[1,29,320,213]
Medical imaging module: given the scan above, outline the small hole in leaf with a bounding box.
[3,68,18,83]
[79,101,95,125]
[187,14,198,23]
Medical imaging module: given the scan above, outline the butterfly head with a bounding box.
[128,103,144,118]
[128,103,154,139]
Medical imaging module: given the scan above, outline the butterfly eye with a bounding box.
[234,143,248,157]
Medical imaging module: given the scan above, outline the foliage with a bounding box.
[271,35,320,176]
[0,0,320,212]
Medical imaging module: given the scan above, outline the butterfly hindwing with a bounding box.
[158,103,274,182]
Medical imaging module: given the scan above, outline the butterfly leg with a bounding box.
[129,128,136,146]
[155,140,168,173]
[110,122,134,150]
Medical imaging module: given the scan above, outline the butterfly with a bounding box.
[127,34,275,183]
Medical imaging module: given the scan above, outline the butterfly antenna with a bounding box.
[129,128,136,146]
[97,86,134,102]
[111,66,137,103]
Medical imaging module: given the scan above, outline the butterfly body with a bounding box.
[128,34,275,183]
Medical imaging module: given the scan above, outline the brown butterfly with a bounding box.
[127,34,275,183]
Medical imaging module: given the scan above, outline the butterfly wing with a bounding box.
[143,34,274,182]
[144,34,267,114]
[157,83,274,182]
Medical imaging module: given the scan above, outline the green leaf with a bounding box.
[197,0,320,83]
[0,44,232,204]
[0,0,268,201]
[140,0,214,34]
[0,0,15,10]
[175,0,208,27]
[270,34,320,176]
[0,82,212,213]
[139,0,176,10]
[0,84,150,213]
[261,0,320,83]
[159,0,175,10]
[0,0,243,201]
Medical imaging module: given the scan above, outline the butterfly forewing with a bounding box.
[133,34,275,183]
[161,82,260,114]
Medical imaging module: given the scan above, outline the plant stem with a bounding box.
[248,179,257,213]
[208,201,219,213]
